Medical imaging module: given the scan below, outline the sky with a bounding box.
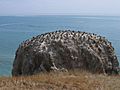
[0,0,120,16]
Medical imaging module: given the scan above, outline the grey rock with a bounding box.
[12,30,119,76]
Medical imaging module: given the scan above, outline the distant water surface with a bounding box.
[0,15,120,76]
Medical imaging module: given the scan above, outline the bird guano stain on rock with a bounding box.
[12,30,119,76]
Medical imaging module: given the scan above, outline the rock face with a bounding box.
[12,30,119,76]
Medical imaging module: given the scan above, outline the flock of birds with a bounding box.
[19,30,113,56]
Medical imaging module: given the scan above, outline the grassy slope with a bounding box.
[0,71,120,90]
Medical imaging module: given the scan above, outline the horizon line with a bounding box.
[0,14,120,17]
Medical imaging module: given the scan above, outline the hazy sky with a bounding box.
[0,0,120,16]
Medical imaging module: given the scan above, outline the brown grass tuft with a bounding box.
[0,71,120,90]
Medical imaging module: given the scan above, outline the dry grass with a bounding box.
[0,71,120,90]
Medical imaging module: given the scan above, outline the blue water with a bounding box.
[0,15,120,76]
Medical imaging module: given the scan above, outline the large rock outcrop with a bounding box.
[12,30,119,76]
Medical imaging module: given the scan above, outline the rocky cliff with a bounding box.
[12,30,119,76]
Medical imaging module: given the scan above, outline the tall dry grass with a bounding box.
[0,71,120,90]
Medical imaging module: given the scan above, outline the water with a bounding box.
[0,15,120,76]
